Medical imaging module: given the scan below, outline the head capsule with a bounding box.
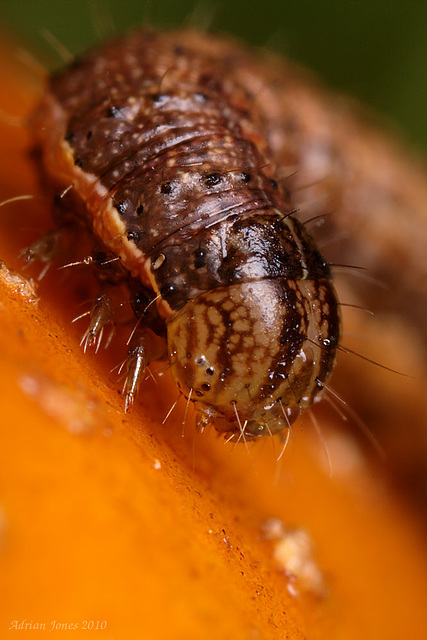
[167,276,339,440]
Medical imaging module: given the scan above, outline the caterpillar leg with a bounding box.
[19,227,68,279]
[120,328,167,412]
[72,292,114,353]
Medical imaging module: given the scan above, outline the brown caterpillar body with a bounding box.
[29,28,340,439]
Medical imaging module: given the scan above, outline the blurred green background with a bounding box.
[1,0,427,154]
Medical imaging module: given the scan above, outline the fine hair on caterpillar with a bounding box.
[3,22,404,450]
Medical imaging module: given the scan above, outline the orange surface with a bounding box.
[0,35,427,640]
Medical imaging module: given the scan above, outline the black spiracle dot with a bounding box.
[194,248,207,269]
[132,293,145,307]
[160,283,176,297]
[201,383,211,392]
[86,130,93,140]
[116,201,127,216]
[105,105,123,118]
[270,179,278,190]
[263,383,276,394]
[203,173,222,188]
[160,182,173,194]
[206,366,215,376]
[241,172,251,183]
[136,204,144,215]
[126,230,141,243]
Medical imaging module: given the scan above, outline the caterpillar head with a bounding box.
[167,277,339,440]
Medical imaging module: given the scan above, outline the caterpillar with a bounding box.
[25,27,340,441]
